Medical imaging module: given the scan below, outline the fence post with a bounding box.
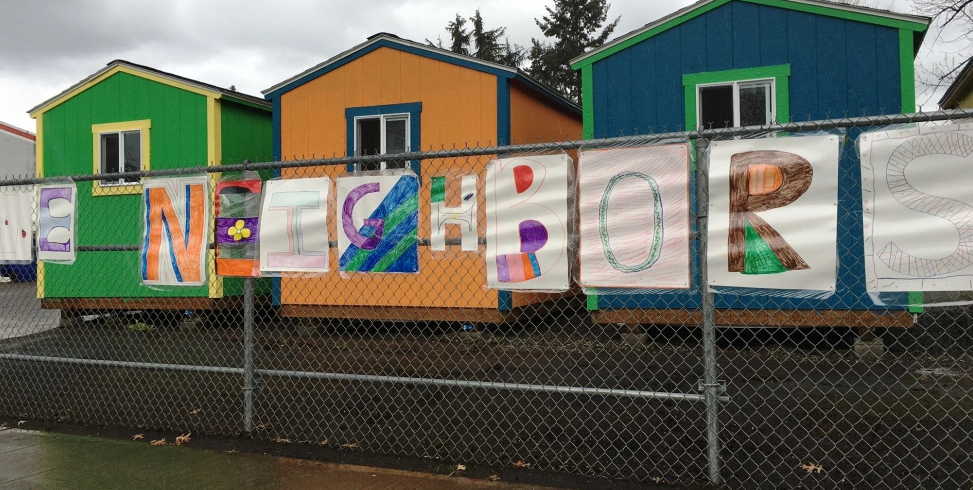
[695,138,722,484]
[243,277,256,433]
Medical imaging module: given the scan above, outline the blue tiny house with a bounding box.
[570,0,930,327]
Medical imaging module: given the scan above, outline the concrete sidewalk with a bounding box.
[0,428,553,490]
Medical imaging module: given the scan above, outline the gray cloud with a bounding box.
[0,0,954,131]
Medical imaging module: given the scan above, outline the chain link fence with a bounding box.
[0,110,971,488]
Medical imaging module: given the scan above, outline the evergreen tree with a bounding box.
[427,10,524,67]
[446,13,472,56]
[527,0,620,102]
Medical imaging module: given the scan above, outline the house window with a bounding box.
[99,130,142,185]
[697,79,774,129]
[91,120,151,196]
[345,103,421,175]
[355,114,409,171]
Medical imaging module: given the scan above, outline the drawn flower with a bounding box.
[227,220,251,241]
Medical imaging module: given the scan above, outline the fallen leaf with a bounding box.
[340,443,358,449]
[513,461,531,468]
[487,474,500,481]
[175,433,192,446]
[456,464,467,472]
[132,434,145,441]
[799,463,825,474]
[150,439,167,446]
[651,476,664,484]
[319,439,329,446]
[189,408,202,415]
[17,421,26,426]
[273,438,291,444]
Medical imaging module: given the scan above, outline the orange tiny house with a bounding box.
[263,33,582,322]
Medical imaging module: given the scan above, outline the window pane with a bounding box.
[384,118,407,169]
[101,133,120,178]
[699,85,734,129]
[357,118,381,171]
[123,131,141,183]
[740,84,771,127]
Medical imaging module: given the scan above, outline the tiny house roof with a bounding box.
[28,60,271,117]
[939,57,973,109]
[570,0,930,69]
[263,33,580,116]
[0,121,35,142]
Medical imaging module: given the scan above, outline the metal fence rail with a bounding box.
[0,110,971,488]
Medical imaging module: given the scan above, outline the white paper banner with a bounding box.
[861,123,973,292]
[430,174,478,251]
[141,176,210,286]
[0,191,33,262]
[37,183,77,264]
[336,172,419,273]
[259,177,331,274]
[707,136,839,291]
[579,145,690,289]
[486,154,570,291]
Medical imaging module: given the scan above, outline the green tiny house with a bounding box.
[28,60,273,310]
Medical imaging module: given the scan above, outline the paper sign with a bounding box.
[259,178,330,274]
[707,136,839,291]
[486,154,570,291]
[861,124,973,291]
[38,183,77,264]
[337,172,419,273]
[579,145,690,289]
[141,176,210,286]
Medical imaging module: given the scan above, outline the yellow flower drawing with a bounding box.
[227,220,251,241]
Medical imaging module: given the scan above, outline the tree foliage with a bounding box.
[527,0,620,102]
[912,0,973,102]
[426,10,524,67]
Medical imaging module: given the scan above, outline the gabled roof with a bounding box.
[263,33,580,116]
[939,56,973,109]
[571,0,930,69]
[28,60,271,117]
[0,121,35,142]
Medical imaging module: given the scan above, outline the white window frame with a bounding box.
[696,77,775,129]
[354,113,410,171]
[91,120,150,197]
[98,130,144,186]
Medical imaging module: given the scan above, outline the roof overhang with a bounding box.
[0,121,35,142]
[263,33,580,116]
[571,0,930,70]
[28,60,270,117]
[939,56,973,109]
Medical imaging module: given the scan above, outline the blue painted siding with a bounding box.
[589,1,907,312]
[592,2,904,132]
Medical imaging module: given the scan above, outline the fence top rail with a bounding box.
[4,109,971,188]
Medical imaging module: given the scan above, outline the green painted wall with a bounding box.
[43,72,210,298]
[221,101,273,165]
[219,100,273,297]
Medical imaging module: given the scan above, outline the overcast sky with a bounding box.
[0,0,957,133]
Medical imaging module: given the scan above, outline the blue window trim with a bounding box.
[345,102,422,175]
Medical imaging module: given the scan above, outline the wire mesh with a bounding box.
[0,110,971,488]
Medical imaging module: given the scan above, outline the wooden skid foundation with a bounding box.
[592,308,914,328]
[280,305,517,323]
[42,296,246,311]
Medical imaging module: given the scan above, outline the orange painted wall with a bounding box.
[509,81,583,144]
[279,47,499,309]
